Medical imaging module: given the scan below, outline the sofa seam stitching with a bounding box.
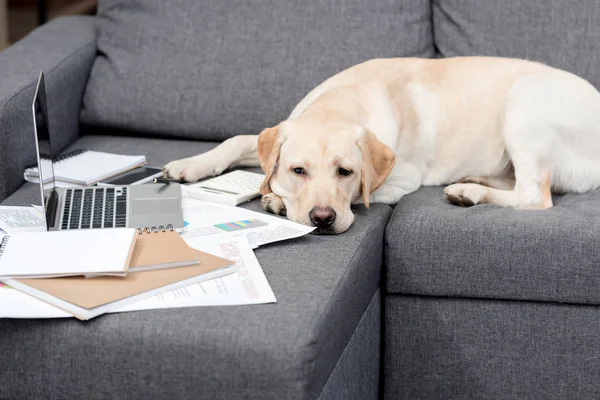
[317,288,380,399]
[305,207,392,398]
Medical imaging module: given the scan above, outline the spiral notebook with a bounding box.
[0,228,138,279]
[85,228,200,277]
[24,149,146,186]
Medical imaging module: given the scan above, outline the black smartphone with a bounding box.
[97,166,163,186]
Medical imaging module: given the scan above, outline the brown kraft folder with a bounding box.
[124,230,200,273]
[13,249,233,312]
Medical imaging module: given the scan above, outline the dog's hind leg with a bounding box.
[458,175,515,190]
[445,74,559,209]
[445,127,553,209]
[444,170,552,209]
[163,135,259,182]
[459,165,515,190]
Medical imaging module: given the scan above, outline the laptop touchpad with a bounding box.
[133,198,179,214]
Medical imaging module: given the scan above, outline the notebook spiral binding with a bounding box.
[25,149,89,170]
[137,224,174,235]
[0,236,9,257]
[50,149,88,163]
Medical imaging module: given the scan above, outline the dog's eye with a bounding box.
[338,168,353,177]
[292,167,305,175]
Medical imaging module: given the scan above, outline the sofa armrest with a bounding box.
[0,16,96,201]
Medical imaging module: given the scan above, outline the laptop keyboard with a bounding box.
[61,187,128,230]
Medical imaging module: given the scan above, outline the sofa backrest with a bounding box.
[433,1,600,89]
[80,0,434,141]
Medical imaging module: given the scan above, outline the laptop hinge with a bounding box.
[46,189,59,229]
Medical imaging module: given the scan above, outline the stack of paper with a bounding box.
[0,227,236,320]
[6,249,235,320]
[0,236,271,319]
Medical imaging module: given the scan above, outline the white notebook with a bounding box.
[0,228,138,279]
[24,149,146,186]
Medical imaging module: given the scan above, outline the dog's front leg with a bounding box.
[261,193,286,216]
[163,135,259,182]
[361,163,422,206]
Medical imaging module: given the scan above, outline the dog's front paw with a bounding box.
[163,155,226,182]
[261,193,286,216]
[444,183,488,207]
[162,157,195,180]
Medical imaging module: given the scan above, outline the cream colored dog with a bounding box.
[163,56,600,234]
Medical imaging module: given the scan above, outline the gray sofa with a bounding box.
[1,1,600,399]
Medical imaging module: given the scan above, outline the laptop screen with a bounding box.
[32,72,58,230]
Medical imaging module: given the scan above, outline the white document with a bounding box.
[0,242,69,317]
[0,229,70,319]
[115,236,276,313]
[0,282,71,319]
[0,229,70,318]
[178,198,314,248]
[0,206,46,234]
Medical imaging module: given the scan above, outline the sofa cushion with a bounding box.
[80,0,434,141]
[433,1,600,89]
[385,187,600,305]
[0,134,392,399]
[384,295,600,399]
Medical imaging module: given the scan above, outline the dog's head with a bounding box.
[258,117,395,234]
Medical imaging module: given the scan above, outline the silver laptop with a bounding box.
[32,71,184,231]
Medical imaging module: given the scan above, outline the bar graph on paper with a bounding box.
[214,219,268,232]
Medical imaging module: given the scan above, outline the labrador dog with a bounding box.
[163,56,600,234]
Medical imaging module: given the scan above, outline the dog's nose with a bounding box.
[309,206,336,229]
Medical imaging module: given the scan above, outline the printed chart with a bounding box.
[214,219,267,232]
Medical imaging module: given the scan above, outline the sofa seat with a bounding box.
[383,186,600,399]
[385,186,600,304]
[0,135,392,400]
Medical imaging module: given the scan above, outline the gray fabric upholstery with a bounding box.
[433,1,600,89]
[319,289,381,400]
[0,16,96,202]
[386,186,600,304]
[80,0,434,141]
[385,295,600,400]
[0,136,391,399]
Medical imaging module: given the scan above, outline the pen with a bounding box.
[153,177,181,184]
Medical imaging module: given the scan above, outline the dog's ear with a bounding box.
[357,129,395,207]
[258,125,283,195]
